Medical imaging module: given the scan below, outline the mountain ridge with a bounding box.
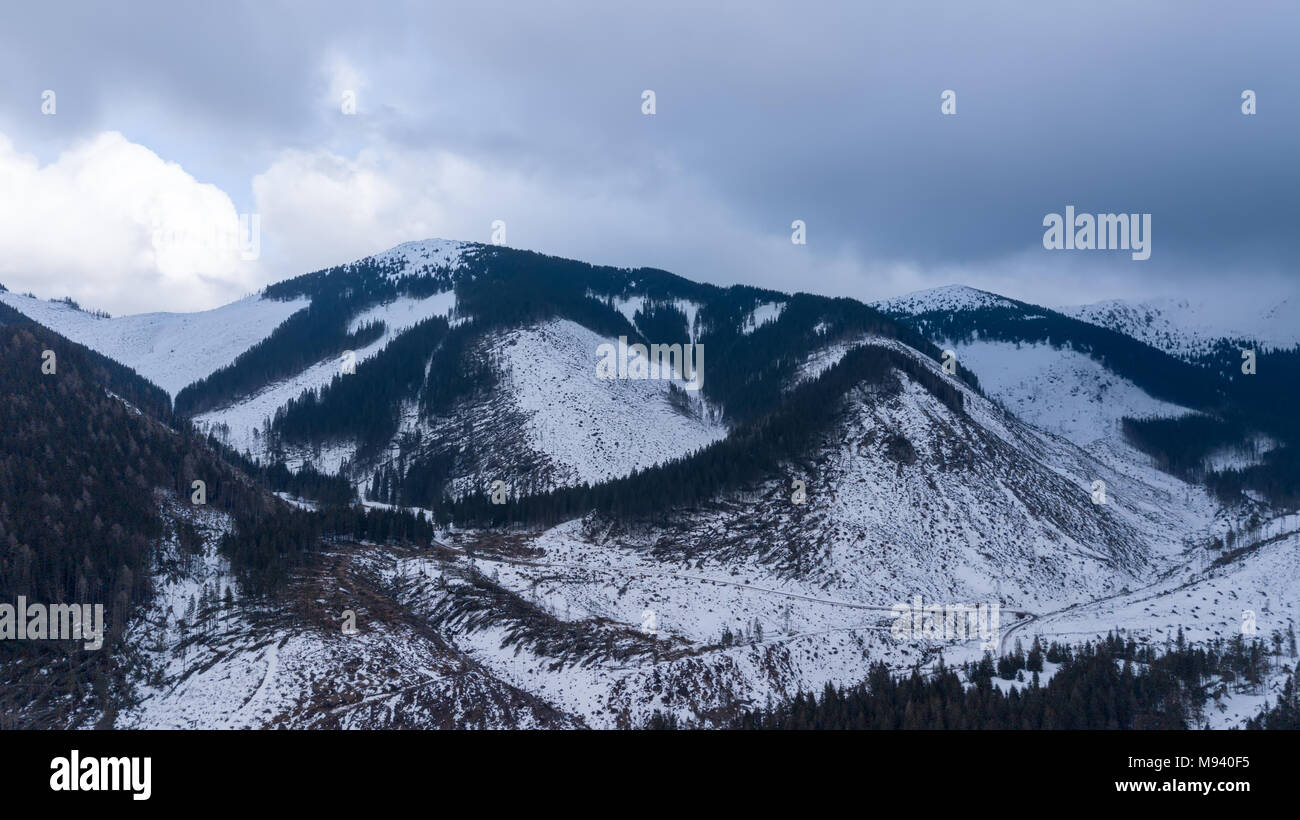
[3,240,1295,728]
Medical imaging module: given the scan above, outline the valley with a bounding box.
[1,240,1295,729]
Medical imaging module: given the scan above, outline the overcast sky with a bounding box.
[1,1,1296,316]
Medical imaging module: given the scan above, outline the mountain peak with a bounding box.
[363,237,477,279]
[872,284,1017,316]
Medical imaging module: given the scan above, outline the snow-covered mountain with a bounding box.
[1058,294,1300,360]
[0,289,308,397]
[875,286,1300,363]
[872,284,1019,316]
[874,282,1300,480]
[874,284,1188,453]
[394,335,1251,727]
[3,243,1295,729]
[119,329,1258,728]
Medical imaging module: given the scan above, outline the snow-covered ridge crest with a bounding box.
[1058,294,1300,359]
[0,289,308,398]
[361,238,476,281]
[872,285,1018,316]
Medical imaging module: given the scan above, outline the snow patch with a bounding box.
[1059,295,1300,360]
[873,285,1017,316]
[0,290,308,397]
[742,301,785,334]
[493,318,727,488]
[195,291,458,463]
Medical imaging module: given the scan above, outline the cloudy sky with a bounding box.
[1,0,1296,316]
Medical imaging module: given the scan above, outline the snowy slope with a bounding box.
[367,238,475,282]
[359,317,729,499]
[492,318,726,488]
[872,285,1018,316]
[950,340,1191,449]
[0,290,308,397]
[1000,514,1300,727]
[1021,522,1300,651]
[116,493,577,729]
[202,312,727,492]
[1059,295,1300,359]
[194,291,459,464]
[917,340,1242,564]
[379,337,1226,726]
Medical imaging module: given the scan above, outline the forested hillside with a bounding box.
[650,633,1291,729]
[229,244,984,512]
[0,309,438,725]
[438,342,966,526]
[883,299,1300,507]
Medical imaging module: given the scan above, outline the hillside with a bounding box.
[0,290,308,398]
[1060,294,1300,361]
[1,242,1294,729]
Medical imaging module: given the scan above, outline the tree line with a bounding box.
[647,631,1292,729]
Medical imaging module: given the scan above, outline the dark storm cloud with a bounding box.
[2,0,1296,308]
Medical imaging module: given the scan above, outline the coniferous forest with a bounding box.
[3,0,1299,760]
[884,301,1300,507]
[438,342,965,527]
[647,632,1295,730]
[0,308,440,724]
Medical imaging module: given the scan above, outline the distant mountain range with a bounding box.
[1,242,1296,729]
[1059,294,1300,361]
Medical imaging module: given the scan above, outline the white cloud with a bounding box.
[0,131,260,315]
[250,147,460,274]
[0,129,982,317]
[0,130,889,315]
[6,130,1193,320]
[249,142,882,303]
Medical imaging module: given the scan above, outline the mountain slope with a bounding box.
[876,284,1300,508]
[1060,294,1300,360]
[3,243,1293,729]
[378,335,1228,727]
[0,289,309,398]
[0,294,587,729]
[0,310,314,726]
